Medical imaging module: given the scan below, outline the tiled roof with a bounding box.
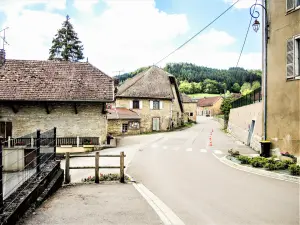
[0,59,114,102]
[107,107,140,120]
[117,66,175,99]
[197,96,222,107]
[181,93,195,103]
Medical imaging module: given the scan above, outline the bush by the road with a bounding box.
[288,164,300,176]
[82,173,130,182]
[233,155,299,176]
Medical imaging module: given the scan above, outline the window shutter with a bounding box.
[159,101,163,109]
[129,100,133,109]
[150,101,153,110]
[139,100,143,109]
[286,0,295,11]
[287,38,295,79]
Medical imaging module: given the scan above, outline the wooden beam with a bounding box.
[45,103,52,114]
[11,105,19,113]
[74,103,78,114]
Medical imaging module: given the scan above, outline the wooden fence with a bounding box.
[64,151,126,184]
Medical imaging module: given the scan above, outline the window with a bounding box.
[132,100,140,109]
[129,121,140,129]
[190,112,194,117]
[122,124,128,133]
[287,36,300,80]
[153,100,159,110]
[287,0,300,11]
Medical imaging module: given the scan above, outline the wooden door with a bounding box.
[152,118,160,131]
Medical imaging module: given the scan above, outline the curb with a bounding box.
[215,155,300,184]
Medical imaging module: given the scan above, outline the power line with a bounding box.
[155,0,242,65]
[235,0,258,68]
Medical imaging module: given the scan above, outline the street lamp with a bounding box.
[252,19,260,32]
[250,1,268,141]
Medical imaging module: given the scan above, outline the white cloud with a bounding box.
[0,0,262,77]
[224,0,262,9]
[73,0,99,13]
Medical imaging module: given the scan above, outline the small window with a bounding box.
[122,124,128,133]
[296,38,300,77]
[296,0,300,7]
[190,112,193,117]
[133,100,140,109]
[153,100,160,110]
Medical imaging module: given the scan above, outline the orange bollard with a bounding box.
[209,140,212,146]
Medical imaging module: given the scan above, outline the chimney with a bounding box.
[0,49,5,66]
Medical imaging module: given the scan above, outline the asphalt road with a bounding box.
[127,117,300,225]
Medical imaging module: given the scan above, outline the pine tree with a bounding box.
[49,15,84,62]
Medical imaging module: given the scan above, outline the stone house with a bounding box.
[107,107,141,136]
[115,66,184,132]
[0,59,114,145]
[197,96,223,117]
[264,0,300,156]
[181,93,197,122]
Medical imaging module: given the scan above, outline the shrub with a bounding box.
[237,155,251,164]
[288,164,300,176]
[250,157,268,168]
[82,173,130,182]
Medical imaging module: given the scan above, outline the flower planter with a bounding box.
[83,145,95,152]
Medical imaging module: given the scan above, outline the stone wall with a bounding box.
[116,98,172,132]
[108,119,141,136]
[228,102,263,152]
[183,102,197,122]
[0,102,108,144]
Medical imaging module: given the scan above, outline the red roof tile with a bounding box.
[197,96,222,107]
[107,107,140,120]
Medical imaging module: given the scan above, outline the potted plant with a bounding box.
[83,139,94,151]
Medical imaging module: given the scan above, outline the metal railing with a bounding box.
[231,87,262,109]
[0,127,57,213]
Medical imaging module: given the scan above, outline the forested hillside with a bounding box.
[116,63,262,95]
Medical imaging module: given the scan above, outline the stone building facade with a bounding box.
[265,0,300,156]
[115,66,183,132]
[181,93,197,122]
[107,107,141,136]
[197,96,223,117]
[0,59,114,144]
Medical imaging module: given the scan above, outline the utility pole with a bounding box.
[113,70,124,76]
[0,27,9,50]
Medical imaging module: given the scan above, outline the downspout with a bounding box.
[263,0,268,140]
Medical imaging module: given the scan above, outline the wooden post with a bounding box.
[120,151,125,183]
[65,152,70,184]
[8,136,10,148]
[76,136,79,147]
[53,127,57,160]
[95,152,99,184]
[36,130,41,173]
[31,135,34,148]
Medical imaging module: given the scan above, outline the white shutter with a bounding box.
[287,38,295,79]
[150,101,153,110]
[159,101,163,110]
[129,100,133,109]
[286,0,295,11]
[139,100,143,109]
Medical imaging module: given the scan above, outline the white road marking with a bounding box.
[213,150,223,155]
[163,146,168,150]
[133,183,185,225]
[186,148,192,152]
[200,149,207,153]
[151,144,158,148]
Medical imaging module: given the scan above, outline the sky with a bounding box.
[0,0,263,76]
